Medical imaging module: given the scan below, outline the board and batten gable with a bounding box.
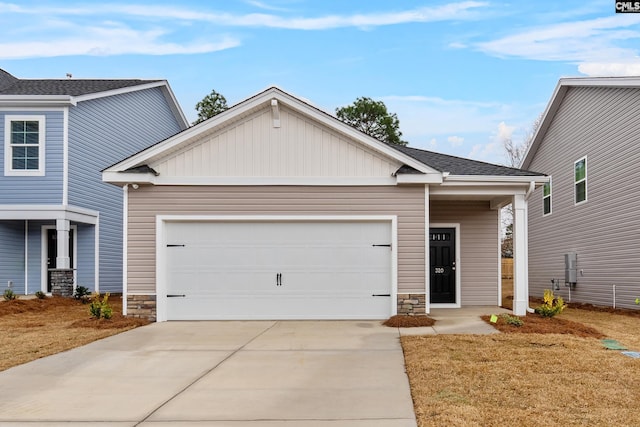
[152,104,403,179]
[431,200,499,306]
[0,110,64,204]
[527,86,640,309]
[68,87,185,292]
[126,185,425,296]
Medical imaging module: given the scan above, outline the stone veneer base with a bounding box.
[396,293,426,316]
[127,294,157,322]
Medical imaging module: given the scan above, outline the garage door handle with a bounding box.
[167,294,186,298]
[372,294,391,297]
[276,273,283,286]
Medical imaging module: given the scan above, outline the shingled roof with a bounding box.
[393,145,543,176]
[0,69,160,96]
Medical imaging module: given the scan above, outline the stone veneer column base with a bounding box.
[397,293,427,316]
[127,295,157,321]
[50,269,74,297]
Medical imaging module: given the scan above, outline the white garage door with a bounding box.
[163,220,393,320]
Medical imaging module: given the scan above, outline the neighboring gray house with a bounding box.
[522,76,640,309]
[0,69,188,295]
[103,87,545,321]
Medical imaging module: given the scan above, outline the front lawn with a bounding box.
[402,307,640,426]
[0,295,149,372]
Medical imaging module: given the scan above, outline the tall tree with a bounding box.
[336,97,407,146]
[193,89,229,125]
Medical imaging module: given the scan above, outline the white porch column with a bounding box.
[512,194,528,316]
[424,184,430,314]
[55,219,71,269]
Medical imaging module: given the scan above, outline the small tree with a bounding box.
[193,89,229,125]
[336,97,407,146]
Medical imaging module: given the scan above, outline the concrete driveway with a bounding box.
[0,321,417,426]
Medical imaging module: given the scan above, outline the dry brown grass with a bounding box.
[402,307,640,427]
[0,295,149,372]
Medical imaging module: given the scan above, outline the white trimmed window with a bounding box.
[574,157,587,204]
[543,176,552,215]
[4,115,45,176]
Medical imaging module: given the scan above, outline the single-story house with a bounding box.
[103,87,546,321]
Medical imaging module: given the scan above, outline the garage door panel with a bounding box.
[164,220,393,320]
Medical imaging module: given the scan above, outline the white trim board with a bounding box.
[155,214,398,322]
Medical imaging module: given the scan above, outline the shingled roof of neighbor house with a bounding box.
[0,69,160,96]
[392,145,543,176]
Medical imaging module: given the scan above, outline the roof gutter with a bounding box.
[0,95,76,106]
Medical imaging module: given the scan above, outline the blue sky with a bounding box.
[1,1,639,165]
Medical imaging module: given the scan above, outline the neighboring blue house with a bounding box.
[0,69,188,295]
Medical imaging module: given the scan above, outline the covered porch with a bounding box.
[0,205,98,295]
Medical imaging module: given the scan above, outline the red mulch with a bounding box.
[481,313,606,338]
[383,315,436,327]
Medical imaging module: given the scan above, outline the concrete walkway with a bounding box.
[398,306,511,336]
[0,321,417,426]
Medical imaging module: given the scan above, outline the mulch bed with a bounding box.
[383,314,436,327]
[0,295,150,329]
[481,313,606,338]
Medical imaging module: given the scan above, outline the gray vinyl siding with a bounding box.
[0,221,25,293]
[528,86,640,309]
[431,200,499,305]
[127,185,426,295]
[0,110,63,203]
[68,87,183,292]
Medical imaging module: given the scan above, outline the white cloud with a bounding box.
[0,1,490,30]
[0,23,240,59]
[468,141,500,162]
[578,61,640,76]
[477,15,640,75]
[448,135,464,147]
[495,121,515,142]
[429,138,438,149]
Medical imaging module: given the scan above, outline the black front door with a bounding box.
[429,228,456,304]
[47,229,74,292]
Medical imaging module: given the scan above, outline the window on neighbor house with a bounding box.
[543,177,552,215]
[574,157,587,204]
[4,115,45,176]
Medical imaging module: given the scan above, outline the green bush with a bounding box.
[35,290,46,299]
[500,313,524,327]
[74,285,91,302]
[535,289,566,318]
[3,289,16,301]
[89,293,113,319]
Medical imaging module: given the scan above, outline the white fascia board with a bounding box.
[396,173,443,184]
[443,175,548,185]
[0,95,75,107]
[107,87,436,175]
[0,204,98,223]
[430,186,529,197]
[102,172,398,186]
[73,81,166,103]
[102,171,155,184]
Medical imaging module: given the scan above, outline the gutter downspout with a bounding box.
[524,180,536,314]
[25,220,28,295]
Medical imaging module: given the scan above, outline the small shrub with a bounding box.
[74,286,91,302]
[535,289,566,318]
[35,290,46,299]
[89,292,113,319]
[3,289,16,301]
[500,313,524,327]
